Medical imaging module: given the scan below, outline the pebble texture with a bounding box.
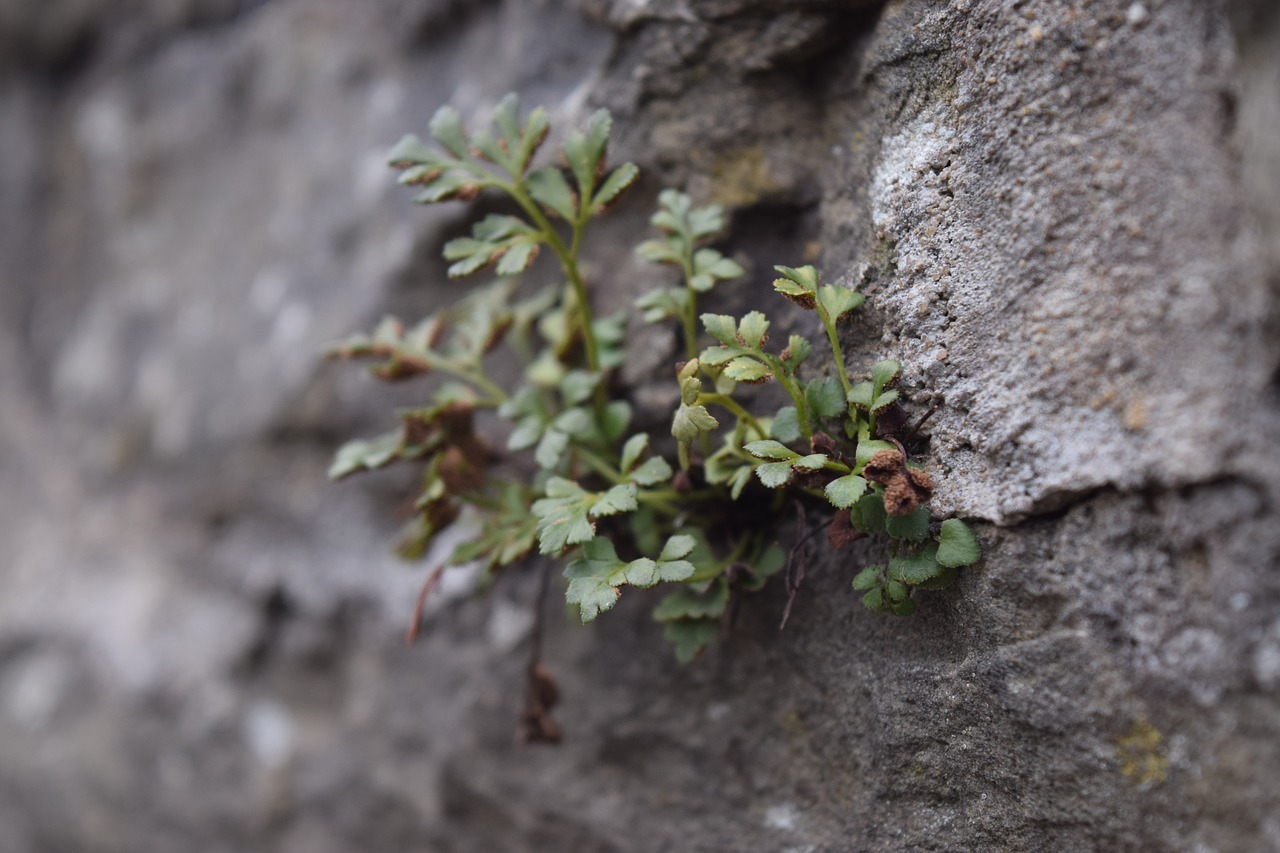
[0,0,1277,851]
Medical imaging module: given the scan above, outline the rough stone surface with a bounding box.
[1,0,1277,851]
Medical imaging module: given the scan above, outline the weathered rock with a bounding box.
[0,0,1276,851]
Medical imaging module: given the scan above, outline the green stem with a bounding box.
[699,393,767,439]
[634,490,682,517]
[573,445,623,484]
[390,347,509,403]
[762,355,812,443]
[503,182,601,373]
[678,248,699,361]
[816,304,853,398]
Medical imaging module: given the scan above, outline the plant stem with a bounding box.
[816,304,853,398]
[699,393,766,439]
[678,249,699,361]
[390,347,509,403]
[504,182,601,373]
[763,355,812,442]
[574,445,623,484]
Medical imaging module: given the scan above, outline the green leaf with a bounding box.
[701,313,738,346]
[754,543,787,581]
[890,543,943,584]
[495,241,538,276]
[469,129,510,171]
[815,284,864,320]
[653,583,730,621]
[443,214,540,278]
[915,566,959,590]
[862,586,888,612]
[591,162,639,213]
[847,381,875,409]
[428,105,471,158]
[885,506,931,541]
[411,172,476,204]
[447,483,538,572]
[871,359,901,394]
[620,433,649,474]
[516,106,550,171]
[387,134,435,168]
[600,400,632,442]
[805,376,845,419]
[532,478,596,554]
[744,440,798,460]
[630,457,673,486]
[672,403,719,444]
[852,565,881,590]
[507,414,545,451]
[328,430,402,479]
[635,286,688,323]
[698,345,736,366]
[655,558,695,583]
[563,532,696,624]
[526,167,577,220]
[591,483,638,517]
[583,108,612,170]
[559,369,600,406]
[635,240,682,265]
[659,535,696,561]
[728,465,752,499]
[936,519,981,567]
[618,558,658,588]
[534,428,568,469]
[891,598,919,617]
[564,108,612,199]
[526,349,566,388]
[755,461,794,488]
[490,92,522,150]
[687,204,725,240]
[854,439,897,469]
[871,388,900,413]
[594,312,629,370]
[886,580,909,602]
[724,356,771,383]
[553,407,594,439]
[850,492,887,533]
[689,248,744,292]
[772,277,815,309]
[825,474,868,508]
[770,407,801,443]
[782,335,812,370]
[773,264,820,290]
[563,537,623,622]
[792,453,828,472]
[736,311,770,348]
[662,619,719,663]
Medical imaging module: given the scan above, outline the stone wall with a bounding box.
[1,1,1277,850]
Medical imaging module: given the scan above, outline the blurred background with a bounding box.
[0,2,637,850]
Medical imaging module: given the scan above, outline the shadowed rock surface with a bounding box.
[1,0,1277,850]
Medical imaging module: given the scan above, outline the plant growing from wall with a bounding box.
[327,95,979,732]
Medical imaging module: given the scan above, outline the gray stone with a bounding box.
[0,0,1277,851]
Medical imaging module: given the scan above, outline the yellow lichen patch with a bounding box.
[1115,719,1169,786]
[709,148,779,208]
[1122,397,1148,431]
[775,707,808,740]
